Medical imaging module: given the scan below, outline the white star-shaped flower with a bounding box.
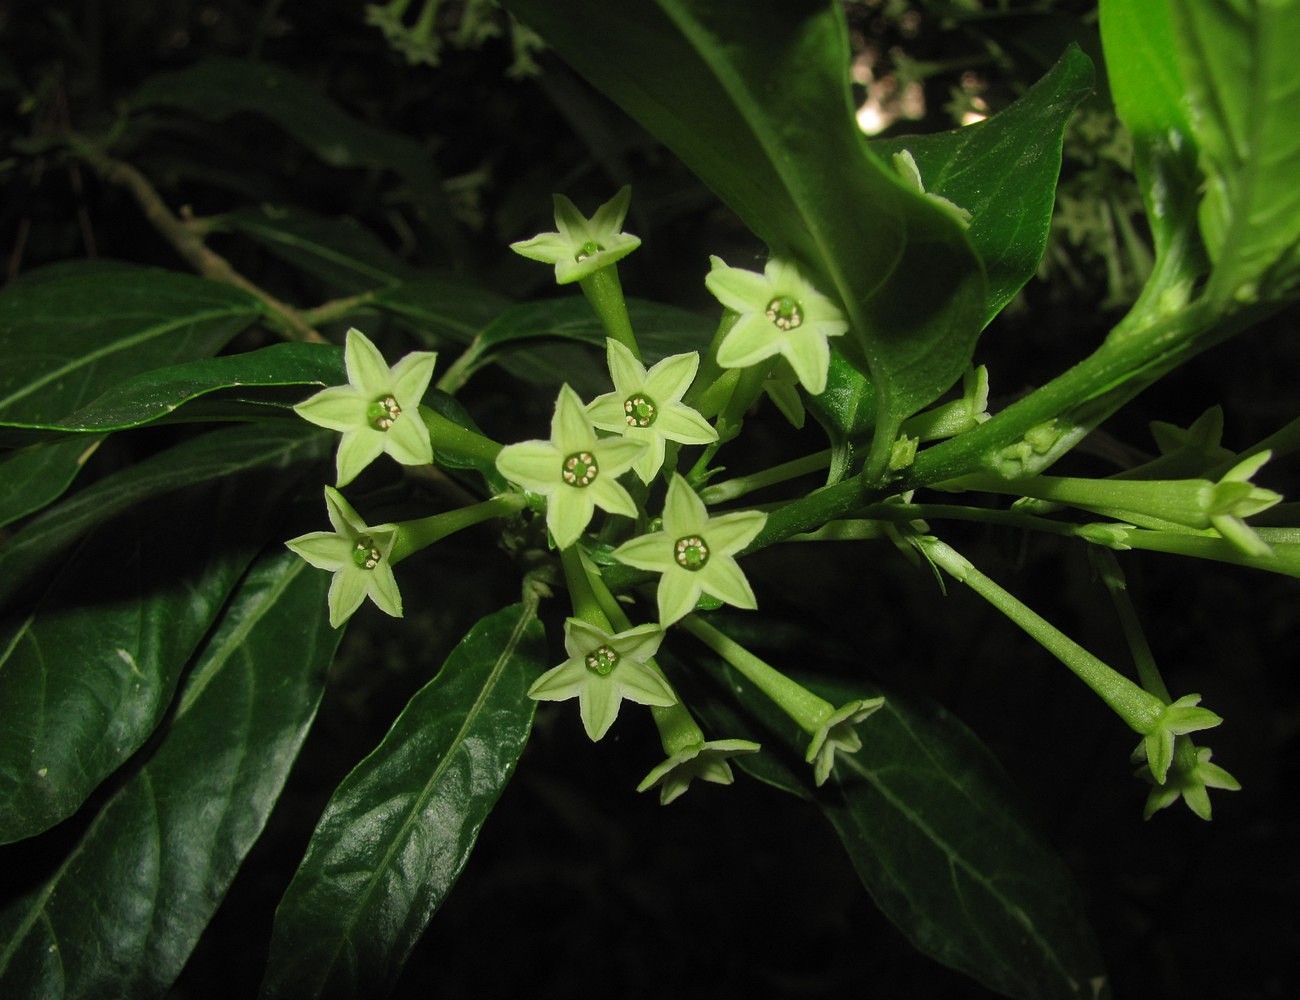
[293,327,436,487]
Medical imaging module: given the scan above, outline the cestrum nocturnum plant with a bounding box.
[1137,736,1241,821]
[611,475,767,626]
[285,486,402,628]
[587,338,718,483]
[510,185,641,285]
[495,383,644,549]
[529,619,676,741]
[703,255,849,396]
[294,327,437,487]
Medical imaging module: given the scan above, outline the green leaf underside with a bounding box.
[0,422,329,610]
[692,657,1105,1000]
[259,602,545,999]
[872,45,1095,325]
[1171,2,1300,303]
[0,344,345,435]
[0,462,309,844]
[0,551,339,997]
[0,264,262,426]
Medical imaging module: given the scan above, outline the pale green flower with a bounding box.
[285,487,402,628]
[294,327,437,487]
[611,475,766,626]
[1135,693,1224,785]
[510,186,641,284]
[529,619,676,741]
[495,384,644,549]
[586,339,717,483]
[1137,737,1241,821]
[703,256,848,395]
[806,698,886,786]
[892,149,972,227]
[637,735,761,806]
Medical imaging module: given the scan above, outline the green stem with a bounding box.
[700,450,831,504]
[419,405,502,466]
[561,545,612,630]
[909,533,1164,733]
[390,493,525,563]
[1091,549,1171,702]
[650,702,710,756]
[578,265,640,361]
[682,615,832,735]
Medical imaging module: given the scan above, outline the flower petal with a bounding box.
[335,429,387,487]
[547,488,596,550]
[657,569,704,626]
[699,557,758,611]
[365,563,404,619]
[528,658,589,701]
[383,409,435,467]
[662,475,709,535]
[630,432,667,484]
[715,314,784,371]
[510,231,572,265]
[552,384,597,450]
[590,185,632,239]
[284,531,349,571]
[614,662,677,708]
[343,327,392,391]
[585,391,627,432]
[327,567,369,629]
[589,476,639,520]
[496,440,562,493]
[781,325,833,395]
[654,405,718,446]
[605,337,647,392]
[390,349,438,405]
[643,351,700,403]
[704,509,767,554]
[611,531,676,573]
[704,256,773,313]
[578,675,620,741]
[294,384,366,432]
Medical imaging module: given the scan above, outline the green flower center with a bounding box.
[351,535,382,570]
[623,394,657,427]
[585,644,620,676]
[561,451,599,487]
[366,395,401,431]
[574,240,603,262]
[765,296,804,331]
[674,535,710,571]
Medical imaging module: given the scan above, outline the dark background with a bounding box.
[3,1,1296,996]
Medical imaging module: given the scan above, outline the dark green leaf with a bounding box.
[128,57,461,255]
[0,437,104,529]
[260,602,544,1000]
[0,450,317,844]
[682,638,1106,1000]
[212,206,423,294]
[872,45,1095,324]
[805,352,876,483]
[1169,1,1300,305]
[0,549,339,997]
[504,0,986,471]
[1,345,344,435]
[0,264,263,427]
[0,422,329,610]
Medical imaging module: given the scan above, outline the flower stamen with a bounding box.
[585,644,620,676]
[623,394,658,427]
[351,535,382,571]
[674,535,710,571]
[366,395,402,431]
[561,451,599,487]
[765,296,803,331]
[574,240,603,262]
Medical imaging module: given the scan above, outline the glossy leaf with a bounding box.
[3,344,345,435]
[872,45,1095,324]
[260,601,545,999]
[685,648,1106,1000]
[0,437,104,529]
[1169,1,1300,305]
[504,0,986,473]
[0,458,311,844]
[0,264,262,428]
[128,57,461,254]
[0,422,329,610]
[370,278,514,348]
[0,549,339,997]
